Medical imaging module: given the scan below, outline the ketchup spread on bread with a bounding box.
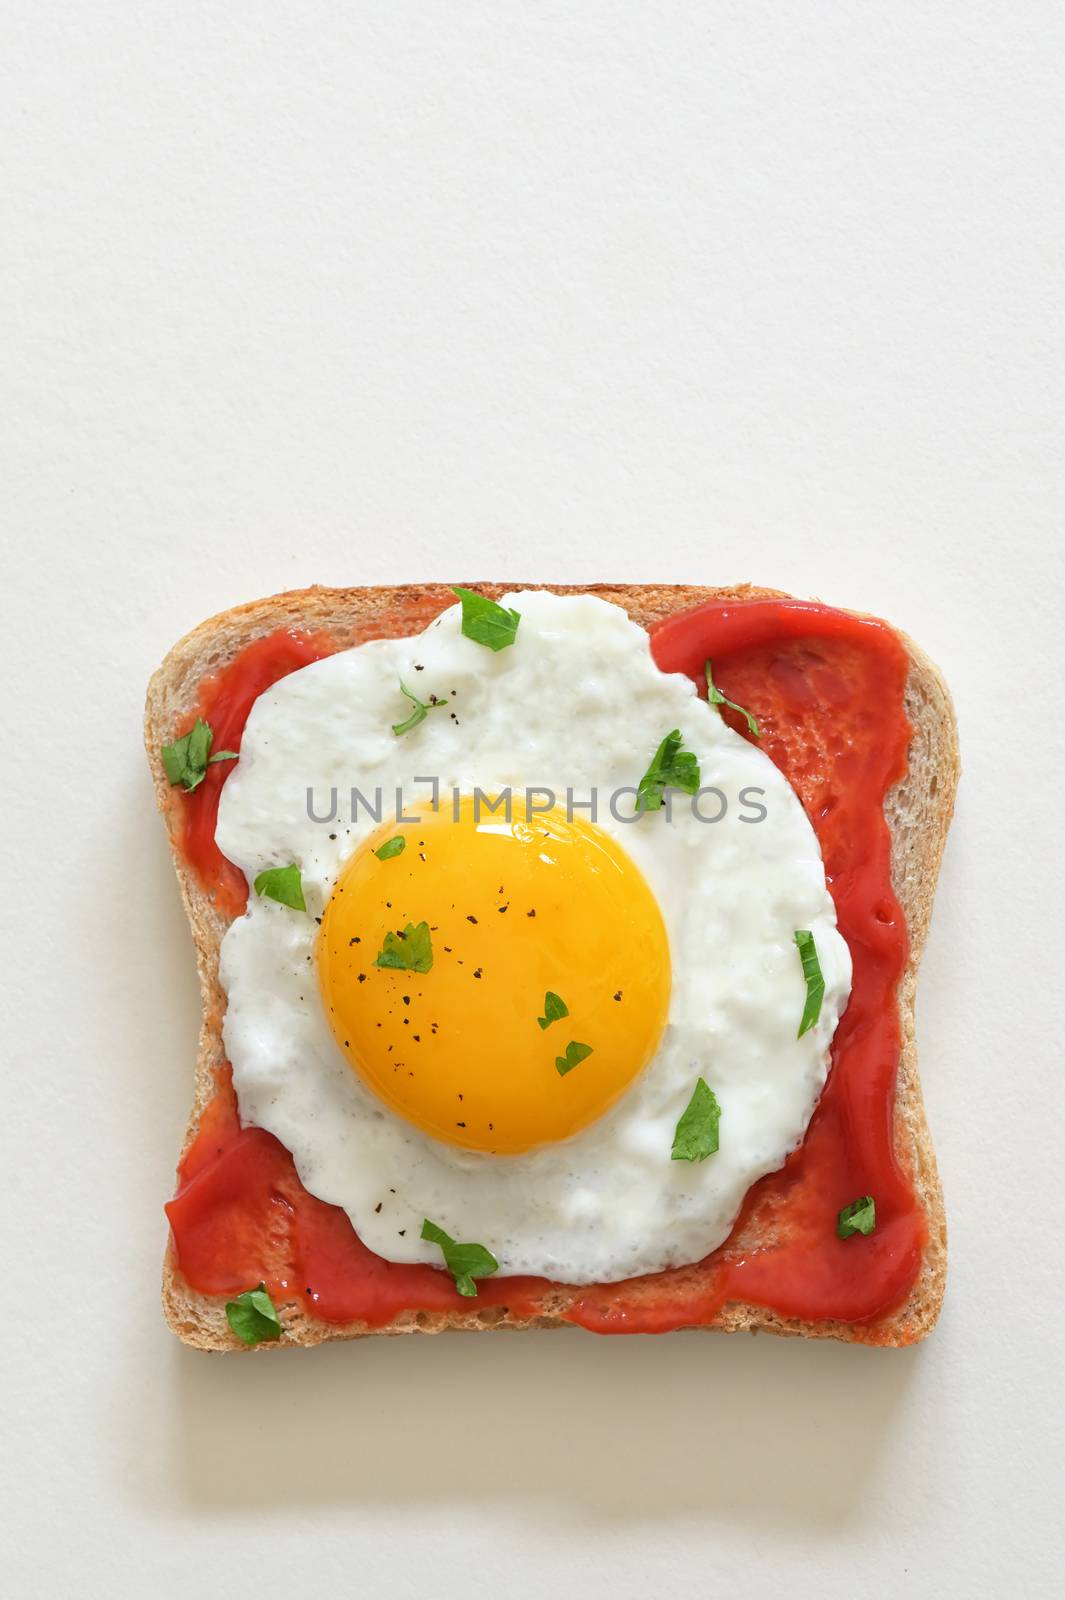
[166,598,925,1335]
[174,630,339,918]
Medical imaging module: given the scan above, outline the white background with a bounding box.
[3,4,1063,1596]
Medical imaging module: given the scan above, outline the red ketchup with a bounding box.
[165,600,922,1334]
[175,631,339,918]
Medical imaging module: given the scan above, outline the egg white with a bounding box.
[217,591,851,1284]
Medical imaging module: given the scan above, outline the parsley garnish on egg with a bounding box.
[636,729,700,812]
[671,1078,721,1162]
[392,680,447,737]
[374,921,434,973]
[375,835,407,860]
[537,991,569,1030]
[794,930,826,1037]
[420,1218,499,1297]
[452,586,521,651]
[254,864,306,911]
[555,1040,593,1077]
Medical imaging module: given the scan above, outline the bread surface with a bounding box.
[145,584,959,1351]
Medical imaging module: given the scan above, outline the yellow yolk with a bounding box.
[317,798,671,1154]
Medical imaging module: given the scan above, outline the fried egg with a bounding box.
[217,591,851,1284]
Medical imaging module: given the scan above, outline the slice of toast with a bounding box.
[146,584,959,1351]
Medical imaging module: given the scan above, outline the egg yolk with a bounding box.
[317,797,671,1154]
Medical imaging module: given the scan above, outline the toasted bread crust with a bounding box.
[145,584,958,1351]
